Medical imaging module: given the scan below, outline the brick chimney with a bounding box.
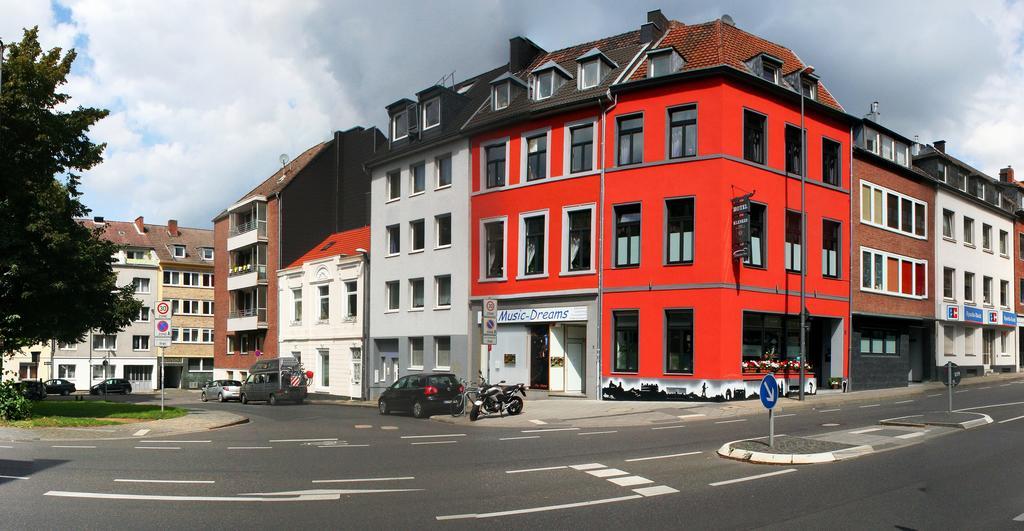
[133,216,145,233]
[933,140,946,153]
[1000,165,1014,183]
[167,219,179,236]
[641,9,670,44]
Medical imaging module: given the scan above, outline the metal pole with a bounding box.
[947,362,952,413]
[799,80,807,401]
[1,39,5,147]
[160,346,165,411]
[769,408,775,447]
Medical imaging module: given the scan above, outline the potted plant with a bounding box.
[829,377,842,389]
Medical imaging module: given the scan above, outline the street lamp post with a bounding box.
[798,65,814,401]
[355,248,370,401]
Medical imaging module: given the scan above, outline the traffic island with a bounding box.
[718,437,872,465]
[880,411,992,430]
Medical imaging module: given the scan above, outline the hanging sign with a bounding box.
[731,194,752,259]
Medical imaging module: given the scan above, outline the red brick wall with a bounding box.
[213,216,231,370]
[264,197,279,358]
[852,155,935,317]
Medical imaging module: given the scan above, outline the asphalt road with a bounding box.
[3,383,1024,529]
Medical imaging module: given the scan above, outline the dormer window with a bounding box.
[575,48,616,91]
[579,59,600,89]
[422,98,440,130]
[647,48,683,78]
[800,80,817,100]
[172,245,186,258]
[535,70,556,100]
[391,110,409,141]
[493,82,510,111]
[762,63,779,83]
[200,247,214,261]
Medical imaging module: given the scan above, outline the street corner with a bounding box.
[717,436,870,465]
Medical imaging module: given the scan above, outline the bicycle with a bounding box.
[450,378,480,417]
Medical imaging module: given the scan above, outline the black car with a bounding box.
[378,373,462,418]
[17,380,47,401]
[90,378,132,395]
[44,379,77,396]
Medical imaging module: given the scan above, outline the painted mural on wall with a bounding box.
[602,376,816,401]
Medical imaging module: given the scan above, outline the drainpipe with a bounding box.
[847,126,855,392]
[357,249,370,400]
[597,91,617,400]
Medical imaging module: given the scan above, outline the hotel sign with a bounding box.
[731,194,752,260]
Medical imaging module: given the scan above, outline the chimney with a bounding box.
[509,36,544,72]
[865,101,880,122]
[641,10,670,44]
[934,140,946,153]
[167,219,179,237]
[912,135,921,156]
[133,216,145,233]
[1000,165,1014,183]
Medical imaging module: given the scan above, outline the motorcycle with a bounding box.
[469,378,526,421]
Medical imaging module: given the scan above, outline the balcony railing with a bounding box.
[228,308,267,322]
[230,220,267,237]
[228,264,267,279]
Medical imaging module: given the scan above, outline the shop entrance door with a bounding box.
[529,325,549,390]
[565,339,584,394]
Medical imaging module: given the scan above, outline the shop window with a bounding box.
[668,105,697,159]
[614,204,641,267]
[859,329,897,355]
[742,312,802,367]
[745,202,766,267]
[665,309,693,374]
[613,311,639,373]
[965,328,975,356]
[665,198,694,264]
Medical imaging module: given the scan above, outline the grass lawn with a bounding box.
[1,400,187,428]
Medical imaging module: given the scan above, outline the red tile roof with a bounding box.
[284,226,370,270]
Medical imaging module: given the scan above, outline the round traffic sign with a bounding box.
[156,320,170,333]
[485,300,496,313]
[759,373,779,409]
[943,362,962,387]
[156,301,170,316]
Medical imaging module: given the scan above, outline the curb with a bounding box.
[880,412,993,430]
[716,439,874,465]
[207,417,250,430]
[305,400,376,408]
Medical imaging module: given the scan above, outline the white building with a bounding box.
[277,228,368,398]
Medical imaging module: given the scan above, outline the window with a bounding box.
[742,312,802,365]
[665,309,694,374]
[385,281,400,311]
[436,154,452,188]
[613,310,639,372]
[569,124,594,173]
[579,59,600,89]
[387,171,401,201]
[292,288,302,322]
[668,106,697,159]
[962,217,975,245]
[172,245,186,258]
[647,49,681,77]
[422,98,440,129]
[1001,279,1009,308]
[983,276,993,305]
[486,143,506,188]
[861,248,927,298]
[983,224,993,252]
[943,268,955,300]
[391,110,408,140]
[93,334,116,351]
[126,249,147,261]
[534,70,556,100]
[409,337,424,368]
[665,198,694,264]
[137,306,150,322]
[492,82,510,110]
[859,329,898,355]
[386,224,400,255]
[983,329,995,359]
[59,342,77,351]
[822,220,841,279]
[435,214,451,248]
[410,163,426,194]
[943,326,955,356]
[435,337,451,369]
[617,115,643,166]
[484,220,505,279]
[965,327,976,356]
[565,207,592,273]
[58,364,76,379]
[785,125,804,175]
[1000,230,1009,256]
[965,272,975,302]
[822,138,841,186]
[410,219,425,252]
[743,110,767,164]
[132,277,150,294]
[132,335,149,351]
[345,281,358,318]
[318,285,330,321]
[319,349,330,387]
[942,210,954,240]
[410,278,424,309]
[172,328,214,344]
[200,247,214,260]
[522,214,546,276]
[435,275,451,308]
[1020,279,1024,304]
[785,211,802,272]
[746,202,767,267]
[526,134,547,181]
[863,127,878,154]
[1002,330,1009,355]
[761,62,779,83]
[614,204,641,267]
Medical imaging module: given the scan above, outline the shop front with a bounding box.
[938,304,1018,377]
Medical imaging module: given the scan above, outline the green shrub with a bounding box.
[0,381,32,421]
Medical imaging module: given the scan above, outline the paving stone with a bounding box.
[731,437,855,455]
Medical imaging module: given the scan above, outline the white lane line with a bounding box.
[999,383,1012,387]
[633,485,678,497]
[132,429,150,437]
[506,465,567,474]
[135,447,180,450]
[957,401,1024,411]
[651,425,687,430]
[587,468,628,478]
[0,475,28,480]
[354,425,372,429]
[956,390,970,394]
[400,434,466,439]
[895,431,928,439]
[528,419,547,425]
[818,408,841,413]
[411,441,457,446]
[894,400,915,404]
[998,415,1024,424]
[1014,512,1024,522]
[435,495,642,520]
[522,428,579,433]
[312,476,414,484]
[570,463,605,471]
[859,404,881,408]
[381,426,398,430]
[608,475,654,487]
[578,430,618,436]
[927,393,942,398]
[114,479,214,484]
[710,468,797,487]
[0,445,13,448]
[678,413,706,419]
[52,445,96,449]
[268,438,337,443]
[319,444,370,448]
[227,446,272,449]
[714,419,747,424]
[499,436,540,441]
[850,428,883,435]
[145,440,211,444]
[879,414,923,423]
[625,451,701,462]
[44,490,381,502]
[774,413,796,418]
[980,386,992,390]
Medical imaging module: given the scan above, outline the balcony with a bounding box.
[227,308,268,332]
[227,220,267,251]
[124,256,160,267]
[227,263,268,291]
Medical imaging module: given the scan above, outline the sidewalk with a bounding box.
[0,408,248,442]
[431,371,1024,429]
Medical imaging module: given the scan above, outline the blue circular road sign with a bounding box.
[759,373,779,409]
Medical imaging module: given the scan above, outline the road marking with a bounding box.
[354,425,372,429]
[956,390,970,393]
[318,444,370,448]
[710,468,797,487]
[522,428,579,433]
[312,476,414,484]
[528,419,547,425]
[499,436,540,441]
[633,485,678,496]
[1000,384,1013,387]
[506,465,567,474]
[608,475,654,487]
[135,447,180,450]
[894,400,914,404]
[132,429,150,437]
[114,479,214,484]
[399,434,466,439]
[651,425,687,430]
[775,413,796,418]
[879,414,923,422]
[410,441,457,445]
[818,408,841,413]
[895,431,928,439]
[850,428,883,434]
[998,415,1024,424]
[578,430,618,436]
[46,489,420,503]
[381,426,398,430]
[859,404,881,408]
[52,445,96,449]
[435,495,642,520]
[587,468,628,478]
[227,446,272,449]
[927,393,942,398]
[1014,512,1024,522]
[0,445,13,448]
[0,475,28,480]
[980,386,992,390]
[570,463,605,471]
[625,451,701,462]
[268,438,337,443]
[957,401,1024,411]
[714,419,747,424]
[678,413,706,419]
[146,440,211,444]
[822,423,840,427]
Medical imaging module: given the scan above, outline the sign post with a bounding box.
[759,373,779,447]
[154,301,172,411]
[943,361,961,413]
[481,299,498,379]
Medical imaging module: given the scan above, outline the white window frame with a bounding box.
[561,203,596,276]
[386,170,401,202]
[317,284,330,322]
[132,335,150,352]
[859,181,927,240]
[434,336,451,371]
[409,337,424,370]
[982,223,993,253]
[942,210,956,241]
[391,110,408,141]
[93,334,117,351]
[137,306,150,322]
[533,70,555,100]
[133,277,151,294]
[999,229,1009,257]
[983,276,993,306]
[578,59,601,89]
[344,280,358,319]
[647,49,682,78]
[518,210,550,279]
[200,247,214,261]
[172,245,186,258]
[1000,279,1010,309]
[492,82,510,111]
[409,219,425,253]
[435,153,453,190]
[409,162,426,196]
[434,274,451,310]
[385,280,400,312]
[479,215,508,282]
[292,288,302,324]
[859,246,928,300]
[964,217,975,247]
[386,224,400,257]
[435,213,452,249]
[562,117,599,176]
[409,278,425,311]
[943,267,956,301]
[422,97,440,130]
[519,127,551,183]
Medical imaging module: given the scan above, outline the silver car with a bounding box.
[201,380,242,402]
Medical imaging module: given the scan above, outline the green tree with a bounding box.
[0,27,141,377]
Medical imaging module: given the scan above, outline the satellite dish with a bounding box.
[279,153,289,166]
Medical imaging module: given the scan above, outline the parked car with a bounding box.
[378,373,462,418]
[43,379,77,396]
[16,380,47,401]
[240,358,307,405]
[201,380,242,402]
[90,378,132,395]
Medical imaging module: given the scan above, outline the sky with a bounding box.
[2,0,1023,228]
